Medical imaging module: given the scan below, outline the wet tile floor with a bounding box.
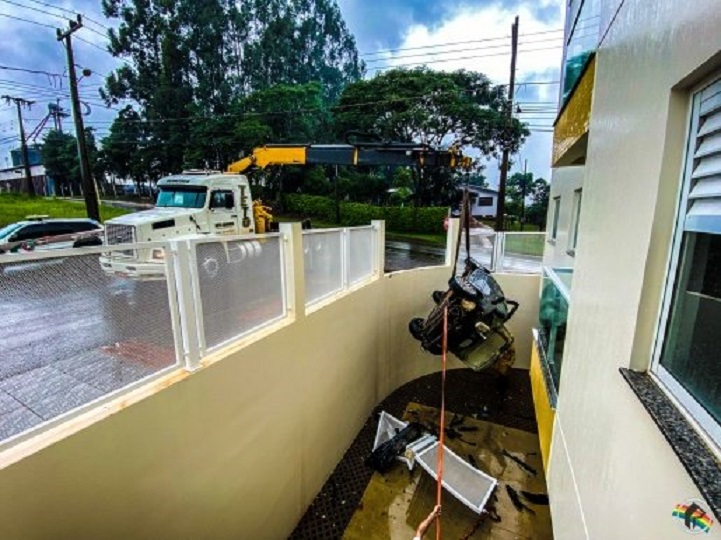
[290,368,549,539]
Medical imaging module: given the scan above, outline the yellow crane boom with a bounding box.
[227,143,471,174]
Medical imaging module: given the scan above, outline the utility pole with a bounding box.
[495,15,519,232]
[520,158,528,225]
[57,15,100,221]
[2,95,36,196]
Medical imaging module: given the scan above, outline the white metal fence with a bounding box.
[0,224,382,445]
[303,226,378,308]
[0,243,179,443]
[454,231,544,274]
[190,235,287,355]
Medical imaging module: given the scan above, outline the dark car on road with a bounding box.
[0,217,104,254]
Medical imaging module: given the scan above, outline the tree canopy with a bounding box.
[99,0,363,175]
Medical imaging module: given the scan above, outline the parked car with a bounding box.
[0,217,104,254]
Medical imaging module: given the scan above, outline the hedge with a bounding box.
[284,194,448,234]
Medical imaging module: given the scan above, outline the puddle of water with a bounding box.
[344,403,553,539]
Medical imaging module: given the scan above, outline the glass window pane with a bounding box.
[661,232,721,423]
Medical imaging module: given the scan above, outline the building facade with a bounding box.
[531,0,721,538]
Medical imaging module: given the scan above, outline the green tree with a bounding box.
[237,0,364,101]
[41,130,77,195]
[101,107,152,188]
[334,68,529,205]
[101,0,363,174]
[526,178,550,229]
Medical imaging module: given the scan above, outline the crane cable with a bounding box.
[437,189,473,538]
[436,304,448,540]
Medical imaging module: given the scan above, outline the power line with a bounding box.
[22,0,109,30]
[367,44,562,71]
[0,64,64,78]
[0,0,107,38]
[363,36,562,65]
[0,11,55,28]
[361,28,564,56]
[74,34,109,53]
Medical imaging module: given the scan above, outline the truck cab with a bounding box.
[100,171,255,279]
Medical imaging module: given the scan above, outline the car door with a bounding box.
[208,189,239,235]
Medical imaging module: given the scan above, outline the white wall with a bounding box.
[0,263,539,539]
[544,166,584,269]
[548,0,721,538]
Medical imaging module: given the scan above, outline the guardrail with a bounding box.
[0,223,383,446]
[454,231,544,274]
[302,225,378,308]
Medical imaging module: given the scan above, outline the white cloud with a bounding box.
[366,0,564,183]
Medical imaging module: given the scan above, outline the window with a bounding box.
[157,187,207,209]
[12,224,50,241]
[549,197,561,243]
[477,197,494,207]
[210,190,234,210]
[567,189,582,255]
[654,77,721,445]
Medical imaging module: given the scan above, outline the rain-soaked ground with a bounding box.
[290,368,550,539]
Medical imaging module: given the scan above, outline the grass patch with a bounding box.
[0,194,130,227]
[385,231,446,246]
[504,233,545,257]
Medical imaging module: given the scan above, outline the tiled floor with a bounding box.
[0,349,165,441]
[289,368,539,540]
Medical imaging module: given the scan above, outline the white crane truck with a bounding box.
[99,142,470,280]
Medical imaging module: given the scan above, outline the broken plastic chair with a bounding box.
[370,412,497,514]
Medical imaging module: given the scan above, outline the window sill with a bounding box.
[620,368,721,518]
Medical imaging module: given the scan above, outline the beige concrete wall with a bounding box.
[548,0,721,538]
[544,166,584,269]
[0,264,539,539]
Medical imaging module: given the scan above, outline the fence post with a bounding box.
[371,220,385,276]
[171,240,202,370]
[445,217,460,267]
[280,222,306,321]
[494,232,505,273]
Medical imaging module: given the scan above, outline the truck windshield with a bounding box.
[157,187,207,209]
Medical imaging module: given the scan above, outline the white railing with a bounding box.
[0,223,384,446]
[302,225,379,308]
[0,242,181,444]
[453,231,544,274]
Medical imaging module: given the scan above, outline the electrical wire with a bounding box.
[361,28,564,56]
[367,45,562,71]
[363,36,563,64]
[0,11,55,28]
[21,0,110,30]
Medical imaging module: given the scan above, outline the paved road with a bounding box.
[384,238,542,274]
[0,255,175,440]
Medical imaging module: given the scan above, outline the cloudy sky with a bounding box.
[0,0,564,184]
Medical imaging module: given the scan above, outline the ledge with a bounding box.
[620,368,721,519]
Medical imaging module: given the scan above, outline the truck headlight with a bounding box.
[152,248,165,261]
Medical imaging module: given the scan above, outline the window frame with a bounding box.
[209,190,235,211]
[548,196,561,244]
[567,189,582,256]
[651,76,721,451]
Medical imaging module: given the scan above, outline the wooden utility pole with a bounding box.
[495,15,519,232]
[57,15,100,221]
[2,95,36,196]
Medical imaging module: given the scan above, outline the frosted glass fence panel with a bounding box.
[194,235,286,353]
[303,230,344,306]
[347,226,374,285]
[500,233,544,274]
[0,245,178,443]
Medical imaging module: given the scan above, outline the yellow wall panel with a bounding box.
[530,339,555,472]
[553,56,596,167]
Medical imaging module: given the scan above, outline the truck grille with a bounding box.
[105,224,135,256]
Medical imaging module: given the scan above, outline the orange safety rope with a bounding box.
[435,305,449,540]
